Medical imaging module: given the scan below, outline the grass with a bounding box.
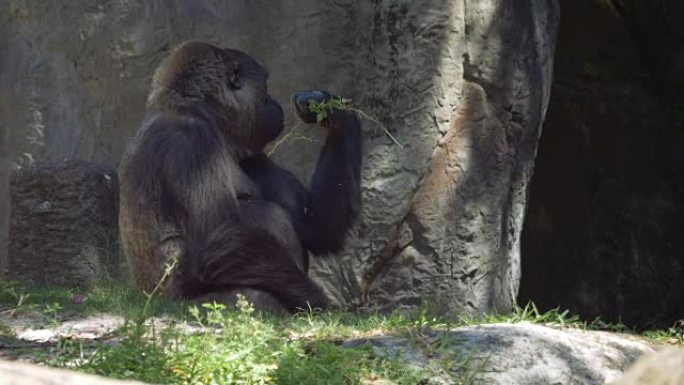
[0,280,186,320]
[0,281,456,384]
[642,320,684,345]
[0,281,682,384]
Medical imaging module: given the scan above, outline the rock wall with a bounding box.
[0,1,559,314]
[519,0,684,329]
[0,9,10,276]
[0,124,7,277]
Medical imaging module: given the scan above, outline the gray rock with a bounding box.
[0,9,10,274]
[6,313,126,343]
[330,0,560,315]
[8,161,119,287]
[0,359,148,385]
[611,348,684,385]
[0,1,560,313]
[346,323,656,385]
[0,123,8,277]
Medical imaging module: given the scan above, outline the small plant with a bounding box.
[140,255,179,320]
[643,320,684,345]
[307,97,352,124]
[0,321,15,337]
[459,302,583,328]
[43,302,63,326]
[0,281,35,317]
[308,97,403,147]
[268,96,403,156]
[587,318,630,333]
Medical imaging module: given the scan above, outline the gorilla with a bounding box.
[119,41,361,312]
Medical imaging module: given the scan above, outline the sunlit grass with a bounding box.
[0,280,681,385]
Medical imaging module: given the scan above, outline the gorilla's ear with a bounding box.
[228,63,241,90]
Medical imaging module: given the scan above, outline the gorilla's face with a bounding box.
[220,48,284,150]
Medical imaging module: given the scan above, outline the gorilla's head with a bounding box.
[148,41,284,152]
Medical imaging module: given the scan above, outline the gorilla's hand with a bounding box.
[292,90,334,124]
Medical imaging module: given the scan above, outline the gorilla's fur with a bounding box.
[119,42,361,312]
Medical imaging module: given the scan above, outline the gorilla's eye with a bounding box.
[228,66,241,90]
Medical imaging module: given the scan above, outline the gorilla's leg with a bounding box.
[183,200,328,312]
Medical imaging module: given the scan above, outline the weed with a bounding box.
[0,281,36,317]
[459,302,583,328]
[308,97,352,123]
[43,302,63,326]
[0,321,15,337]
[643,320,684,345]
[308,97,403,147]
[267,96,403,156]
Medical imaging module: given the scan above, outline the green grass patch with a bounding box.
[642,320,684,345]
[1,281,683,384]
[41,299,433,385]
[0,280,187,320]
[460,302,585,328]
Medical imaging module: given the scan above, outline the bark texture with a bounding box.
[9,161,119,287]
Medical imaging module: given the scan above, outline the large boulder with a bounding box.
[0,1,560,314]
[8,161,119,287]
[611,348,684,385]
[346,323,656,385]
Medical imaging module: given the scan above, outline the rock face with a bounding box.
[0,359,148,385]
[9,161,119,286]
[0,125,8,277]
[0,8,10,273]
[612,348,684,385]
[316,0,560,314]
[519,0,684,329]
[0,1,559,313]
[346,323,656,385]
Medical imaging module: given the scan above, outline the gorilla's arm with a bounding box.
[302,109,362,254]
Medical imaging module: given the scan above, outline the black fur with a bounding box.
[119,42,361,312]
